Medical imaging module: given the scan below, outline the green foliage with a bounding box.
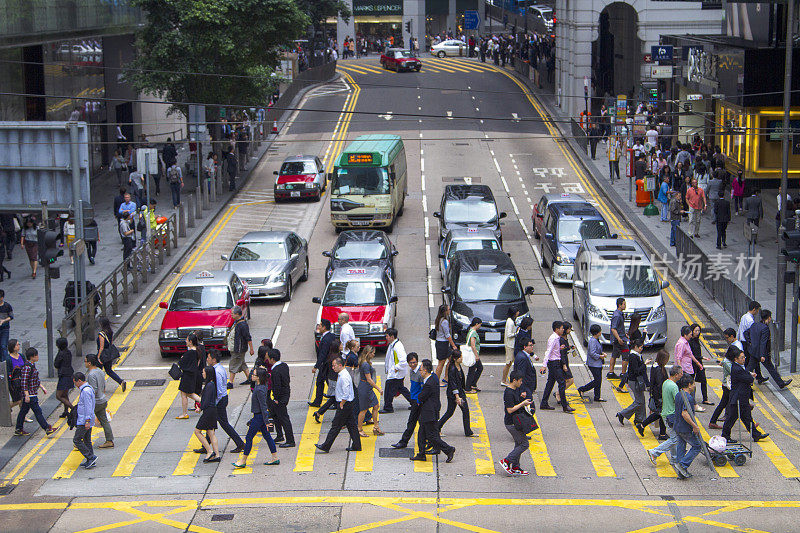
[295,0,350,28]
[126,0,309,115]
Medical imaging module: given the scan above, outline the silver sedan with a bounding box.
[221,231,308,301]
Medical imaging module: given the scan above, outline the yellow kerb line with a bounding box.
[113,380,180,477]
[354,376,381,472]
[708,379,800,477]
[53,383,134,479]
[466,392,495,474]
[173,433,203,476]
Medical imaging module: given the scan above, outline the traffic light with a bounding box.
[405,20,411,33]
[37,228,63,266]
[782,229,800,262]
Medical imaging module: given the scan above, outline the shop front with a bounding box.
[353,0,404,47]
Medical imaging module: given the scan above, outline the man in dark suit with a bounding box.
[513,339,538,399]
[713,190,731,249]
[411,359,455,463]
[315,356,361,453]
[267,349,295,447]
[746,310,792,388]
[721,347,768,442]
[309,319,334,407]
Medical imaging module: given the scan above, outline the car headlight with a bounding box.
[212,327,228,338]
[557,252,573,265]
[276,184,286,190]
[273,272,286,283]
[369,323,386,333]
[160,329,178,339]
[374,213,391,220]
[305,182,316,189]
[586,303,607,320]
[648,304,666,322]
[452,311,470,324]
[332,214,347,221]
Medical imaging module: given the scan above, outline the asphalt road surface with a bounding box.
[2,57,800,533]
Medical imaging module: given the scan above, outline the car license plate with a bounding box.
[250,289,261,296]
[291,191,300,197]
[485,332,501,342]
[352,220,371,226]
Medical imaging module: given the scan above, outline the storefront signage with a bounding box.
[352,0,403,16]
[650,65,673,78]
[687,94,704,101]
[615,95,627,129]
[651,45,673,62]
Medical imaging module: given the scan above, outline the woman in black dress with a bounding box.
[193,330,207,397]
[177,333,202,419]
[53,337,74,418]
[357,346,383,437]
[438,349,474,436]
[555,322,575,406]
[513,316,534,358]
[195,366,220,462]
[689,323,713,408]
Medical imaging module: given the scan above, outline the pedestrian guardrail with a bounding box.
[571,119,588,151]
[59,213,178,356]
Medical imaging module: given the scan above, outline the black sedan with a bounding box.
[322,230,398,283]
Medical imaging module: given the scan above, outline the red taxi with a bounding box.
[313,266,397,347]
[158,270,250,358]
[273,155,326,202]
[380,48,421,72]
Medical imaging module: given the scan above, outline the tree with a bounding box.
[126,0,309,115]
[295,0,350,30]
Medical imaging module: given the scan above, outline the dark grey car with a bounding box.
[221,230,308,301]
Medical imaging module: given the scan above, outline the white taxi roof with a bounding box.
[176,270,238,288]
[327,266,386,284]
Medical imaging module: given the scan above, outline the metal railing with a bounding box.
[59,213,178,356]
[674,225,751,323]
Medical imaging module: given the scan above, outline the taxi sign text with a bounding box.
[347,153,374,164]
[196,271,214,278]
[347,268,367,274]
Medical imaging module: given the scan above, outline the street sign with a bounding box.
[687,94,704,101]
[188,105,206,134]
[650,65,673,78]
[464,10,480,30]
[643,53,652,63]
[136,148,159,174]
[651,45,674,62]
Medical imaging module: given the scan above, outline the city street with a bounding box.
[2,57,800,532]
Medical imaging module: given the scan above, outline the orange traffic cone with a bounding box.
[272,120,278,134]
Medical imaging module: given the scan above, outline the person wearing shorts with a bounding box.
[228,306,253,389]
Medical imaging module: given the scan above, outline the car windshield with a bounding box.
[588,264,660,297]
[169,285,233,311]
[444,199,498,224]
[322,281,388,306]
[280,161,316,174]
[557,219,609,243]
[456,273,522,302]
[333,167,390,195]
[447,239,500,259]
[229,241,287,261]
[394,50,413,58]
[335,241,387,260]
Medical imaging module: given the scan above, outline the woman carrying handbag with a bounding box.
[97,317,126,391]
[195,366,220,463]
[176,333,202,419]
[438,349,474,437]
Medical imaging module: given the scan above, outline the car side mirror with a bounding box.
[525,286,535,295]
[236,298,246,307]
[438,253,445,259]
[312,296,321,304]
[273,170,278,175]
[159,301,168,309]
[661,280,671,289]
[499,212,507,219]
[545,233,553,240]
[536,213,544,219]
[220,254,229,261]
[391,250,399,257]
[573,280,586,289]
[389,296,398,303]
[322,250,331,257]
[433,211,441,218]
[611,233,619,239]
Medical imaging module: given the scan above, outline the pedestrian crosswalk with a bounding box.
[336,57,501,77]
[4,374,800,485]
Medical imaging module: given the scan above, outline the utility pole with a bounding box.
[68,122,86,339]
[41,200,55,378]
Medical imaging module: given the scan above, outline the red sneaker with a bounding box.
[512,466,530,476]
[498,459,513,475]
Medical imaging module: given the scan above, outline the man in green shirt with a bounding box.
[647,365,683,465]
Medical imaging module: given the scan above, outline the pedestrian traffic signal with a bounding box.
[37,228,63,266]
[405,20,411,33]
[782,229,800,262]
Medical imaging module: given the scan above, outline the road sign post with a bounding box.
[40,200,56,378]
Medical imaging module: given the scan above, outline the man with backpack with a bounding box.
[166,162,183,208]
[14,348,55,436]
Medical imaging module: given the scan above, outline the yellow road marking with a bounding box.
[5,418,68,486]
[752,388,800,441]
[1,417,68,486]
[412,424,433,472]
[173,433,203,476]
[564,390,616,477]
[527,419,556,476]
[294,382,327,472]
[338,63,377,75]
[232,434,262,475]
[355,376,381,472]
[53,383,134,479]
[466,392,495,474]
[708,379,800,477]
[610,387,676,477]
[113,380,180,477]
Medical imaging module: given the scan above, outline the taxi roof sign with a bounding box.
[196,271,215,278]
[347,268,367,274]
[466,227,478,232]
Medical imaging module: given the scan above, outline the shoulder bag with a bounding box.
[461,344,476,368]
[99,333,121,364]
[512,405,539,434]
[169,362,182,381]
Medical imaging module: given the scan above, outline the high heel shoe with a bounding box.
[373,427,385,436]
